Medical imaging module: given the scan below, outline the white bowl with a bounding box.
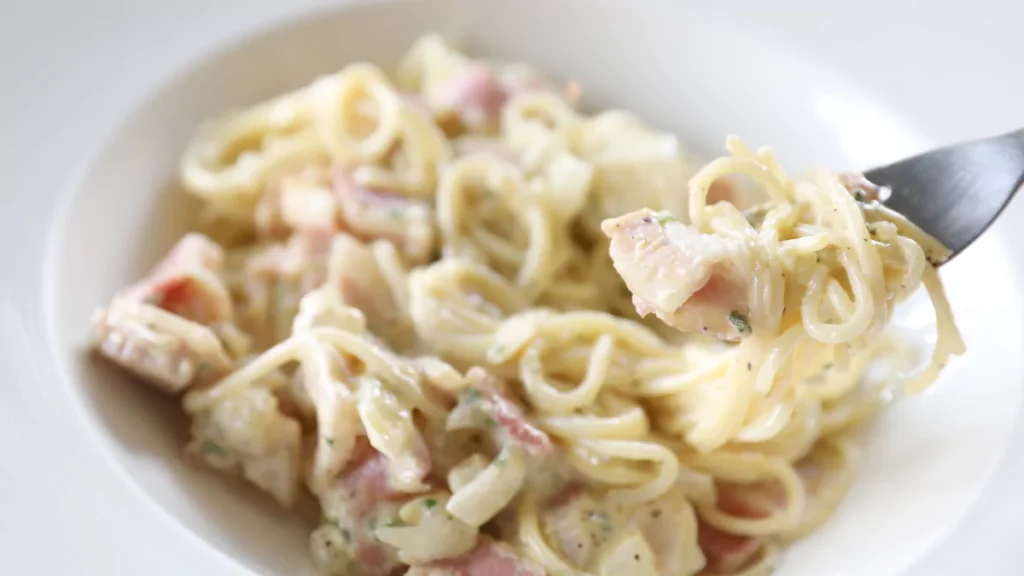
[42,1,1024,575]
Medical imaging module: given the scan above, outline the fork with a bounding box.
[862,128,1024,263]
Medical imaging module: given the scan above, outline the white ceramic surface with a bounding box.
[4,1,1024,575]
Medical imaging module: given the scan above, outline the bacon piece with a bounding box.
[432,64,510,130]
[488,393,553,455]
[706,177,739,206]
[122,233,233,325]
[602,208,752,341]
[253,165,436,272]
[319,440,419,576]
[336,440,418,509]
[697,519,762,574]
[90,300,232,394]
[715,480,786,519]
[331,168,435,266]
[696,480,783,573]
[464,368,554,456]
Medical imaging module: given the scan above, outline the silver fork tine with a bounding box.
[863,128,1024,261]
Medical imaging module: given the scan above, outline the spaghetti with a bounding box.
[88,34,963,576]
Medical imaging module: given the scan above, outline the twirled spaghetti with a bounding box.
[87,35,963,576]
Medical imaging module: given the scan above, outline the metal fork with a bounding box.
[863,128,1024,263]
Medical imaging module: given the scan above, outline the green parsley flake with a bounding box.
[853,189,867,202]
[492,455,506,468]
[728,311,751,334]
[655,212,678,225]
[741,204,770,229]
[324,437,335,447]
[423,498,438,509]
[201,440,226,456]
[462,389,482,404]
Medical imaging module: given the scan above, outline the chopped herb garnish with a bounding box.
[655,212,677,225]
[195,361,212,374]
[462,389,482,404]
[486,417,498,428]
[742,204,770,229]
[201,440,226,456]
[489,343,505,357]
[324,437,335,447]
[384,519,398,527]
[853,189,867,202]
[341,529,351,543]
[423,498,438,509]
[492,454,506,468]
[728,311,751,334]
